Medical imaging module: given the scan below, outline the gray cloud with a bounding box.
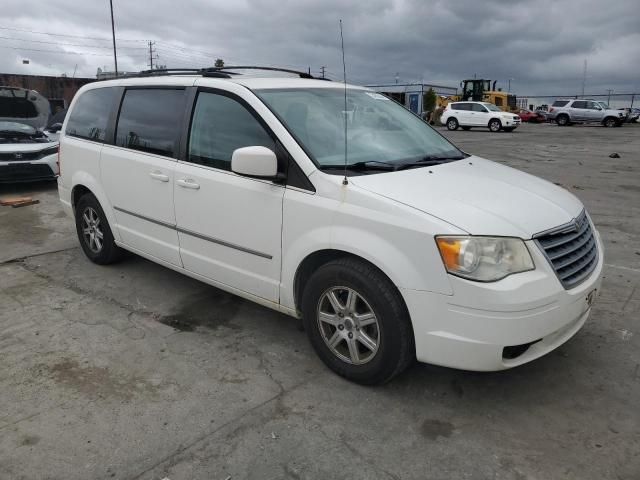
[1,0,638,96]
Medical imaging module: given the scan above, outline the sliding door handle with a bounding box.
[149,171,170,182]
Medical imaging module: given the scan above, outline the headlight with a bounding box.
[39,145,59,157]
[436,236,534,282]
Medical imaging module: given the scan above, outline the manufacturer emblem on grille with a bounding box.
[14,153,22,159]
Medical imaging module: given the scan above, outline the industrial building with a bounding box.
[365,82,458,115]
[0,73,94,112]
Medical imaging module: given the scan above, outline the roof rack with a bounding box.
[127,68,233,78]
[119,66,329,80]
[202,66,317,79]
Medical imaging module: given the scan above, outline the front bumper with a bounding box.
[503,117,521,127]
[0,154,57,183]
[401,231,604,371]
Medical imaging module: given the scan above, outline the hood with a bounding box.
[350,156,583,238]
[0,87,50,130]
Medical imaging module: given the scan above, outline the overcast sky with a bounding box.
[1,0,638,96]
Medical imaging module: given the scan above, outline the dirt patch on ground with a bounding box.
[33,358,160,401]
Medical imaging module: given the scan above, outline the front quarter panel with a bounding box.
[280,172,462,311]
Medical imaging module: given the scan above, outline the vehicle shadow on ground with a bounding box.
[0,179,57,196]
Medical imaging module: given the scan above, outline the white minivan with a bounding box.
[58,68,603,384]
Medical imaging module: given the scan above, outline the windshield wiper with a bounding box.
[319,160,397,171]
[396,155,466,170]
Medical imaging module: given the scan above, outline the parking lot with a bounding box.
[1,123,639,480]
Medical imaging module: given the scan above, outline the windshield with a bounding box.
[485,104,502,112]
[0,121,36,135]
[256,88,462,168]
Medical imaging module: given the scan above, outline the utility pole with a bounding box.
[109,0,118,76]
[320,66,326,79]
[581,59,587,97]
[606,89,613,105]
[148,41,157,70]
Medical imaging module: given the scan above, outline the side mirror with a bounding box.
[231,146,280,180]
[47,123,63,132]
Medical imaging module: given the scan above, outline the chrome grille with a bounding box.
[535,210,598,289]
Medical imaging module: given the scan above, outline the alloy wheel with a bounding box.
[81,207,104,253]
[316,286,380,365]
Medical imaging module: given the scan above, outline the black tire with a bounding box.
[488,118,502,132]
[446,118,459,130]
[461,126,471,131]
[556,114,570,126]
[75,193,124,265]
[301,258,414,385]
[603,117,617,128]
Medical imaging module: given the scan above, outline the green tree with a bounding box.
[214,59,225,68]
[423,87,437,113]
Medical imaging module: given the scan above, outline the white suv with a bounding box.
[58,68,603,384]
[442,101,521,132]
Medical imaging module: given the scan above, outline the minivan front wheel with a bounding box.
[75,193,123,264]
[301,258,414,385]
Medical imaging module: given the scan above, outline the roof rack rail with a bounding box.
[117,66,329,81]
[122,68,234,79]
[201,66,321,79]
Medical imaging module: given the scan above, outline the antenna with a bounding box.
[340,19,349,186]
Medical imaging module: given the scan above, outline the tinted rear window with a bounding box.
[0,97,38,118]
[552,100,569,107]
[66,88,116,142]
[452,103,471,111]
[115,89,185,157]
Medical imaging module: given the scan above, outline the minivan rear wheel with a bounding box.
[75,193,123,264]
[446,118,459,130]
[301,258,414,385]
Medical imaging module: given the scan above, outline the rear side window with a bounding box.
[452,103,471,111]
[572,101,587,109]
[187,91,274,171]
[66,88,116,142]
[0,97,38,118]
[115,89,185,157]
[471,103,487,112]
[552,100,569,107]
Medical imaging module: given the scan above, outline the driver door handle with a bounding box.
[177,178,200,190]
[149,171,170,182]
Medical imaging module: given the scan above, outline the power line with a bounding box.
[0,25,145,42]
[0,44,146,57]
[0,35,147,50]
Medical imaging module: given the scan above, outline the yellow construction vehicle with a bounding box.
[437,79,517,112]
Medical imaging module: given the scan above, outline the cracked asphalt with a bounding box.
[1,123,639,480]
